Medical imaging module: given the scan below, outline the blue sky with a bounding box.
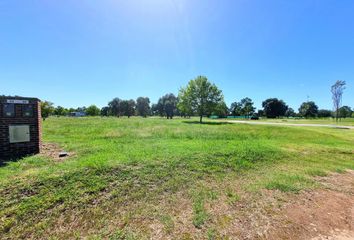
[1,0,353,110]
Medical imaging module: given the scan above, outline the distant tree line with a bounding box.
[40,77,352,122]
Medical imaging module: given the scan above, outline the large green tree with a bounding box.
[285,108,296,117]
[108,98,123,117]
[86,105,100,116]
[299,101,319,118]
[156,93,178,119]
[339,106,352,118]
[240,97,255,117]
[54,106,67,116]
[318,109,332,118]
[229,101,242,116]
[150,103,160,116]
[178,76,224,123]
[136,97,150,117]
[100,106,111,116]
[262,98,288,118]
[121,99,136,118]
[230,98,255,118]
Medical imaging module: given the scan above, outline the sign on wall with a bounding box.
[6,99,29,104]
[9,125,30,143]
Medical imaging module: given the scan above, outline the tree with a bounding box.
[163,94,178,119]
[54,106,67,116]
[178,76,224,123]
[338,106,352,118]
[298,101,319,118]
[154,101,165,117]
[211,101,228,118]
[100,106,111,116]
[151,103,160,116]
[318,109,332,118]
[240,97,255,117]
[230,98,255,118]
[262,98,288,118]
[285,108,296,117]
[76,107,87,114]
[121,99,136,118]
[86,105,100,116]
[136,97,150,117]
[41,101,54,120]
[108,98,123,117]
[331,80,346,122]
[177,88,193,117]
[257,110,264,117]
[229,101,242,116]
[157,93,178,119]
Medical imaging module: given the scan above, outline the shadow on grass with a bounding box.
[182,121,232,125]
[0,154,33,167]
[0,159,18,167]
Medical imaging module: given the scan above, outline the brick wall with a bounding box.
[0,97,41,160]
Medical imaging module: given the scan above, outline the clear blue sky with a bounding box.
[1,0,353,110]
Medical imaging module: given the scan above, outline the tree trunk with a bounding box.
[200,115,203,123]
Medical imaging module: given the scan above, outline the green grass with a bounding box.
[0,117,353,239]
[192,194,208,229]
[228,117,354,126]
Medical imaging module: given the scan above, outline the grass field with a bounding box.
[228,117,354,126]
[0,117,353,239]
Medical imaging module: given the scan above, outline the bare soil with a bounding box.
[40,143,73,161]
[267,170,354,240]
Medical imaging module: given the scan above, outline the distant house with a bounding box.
[69,111,86,117]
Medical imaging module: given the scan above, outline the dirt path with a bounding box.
[227,120,354,129]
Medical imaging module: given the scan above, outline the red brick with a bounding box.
[0,97,41,160]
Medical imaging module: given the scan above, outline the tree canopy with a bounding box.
[36,78,351,121]
[156,93,178,119]
[262,98,288,118]
[298,101,319,118]
[100,106,110,116]
[339,106,352,118]
[178,76,224,123]
[53,106,67,116]
[230,101,242,116]
[318,109,332,118]
[108,98,123,117]
[121,99,136,118]
[211,101,228,117]
[41,101,54,120]
[285,108,296,117]
[86,105,100,116]
[230,97,255,117]
[136,97,150,117]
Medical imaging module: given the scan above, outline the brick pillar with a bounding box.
[0,97,41,160]
[36,100,42,153]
